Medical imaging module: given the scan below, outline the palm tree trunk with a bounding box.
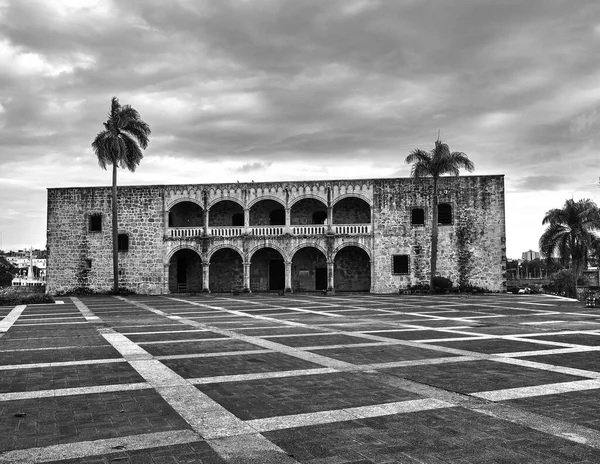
[430,177,438,293]
[112,163,119,293]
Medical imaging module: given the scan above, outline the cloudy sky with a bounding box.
[1,0,599,258]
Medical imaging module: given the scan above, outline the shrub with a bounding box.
[0,288,55,306]
[432,276,453,293]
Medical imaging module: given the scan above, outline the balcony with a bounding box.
[168,224,371,239]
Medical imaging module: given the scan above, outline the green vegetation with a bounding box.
[539,198,600,298]
[0,256,17,287]
[92,97,151,294]
[0,288,54,306]
[405,138,474,293]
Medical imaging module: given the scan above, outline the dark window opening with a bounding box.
[118,234,129,252]
[438,203,452,225]
[392,255,409,274]
[168,212,173,227]
[312,211,327,224]
[85,259,92,270]
[89,214,102,232]
[269,209,285,225]
[232,213,244,226]
[411,208,425,225]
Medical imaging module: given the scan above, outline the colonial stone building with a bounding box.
[46,175,506,294]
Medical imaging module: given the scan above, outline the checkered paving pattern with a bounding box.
[2,293,600,462]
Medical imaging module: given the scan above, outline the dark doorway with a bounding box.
[169,249,202,293]
[177,255,187,284]
[269,260,285,290]
[315,267,327,290]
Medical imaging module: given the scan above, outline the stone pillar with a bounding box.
[202,262,210,293]
[244,208,250,234]
[370,259,375,293]
[163,262,170,294]
[327,260,335,293]
[243,261,251,293]
[203,207,209,237]
[327,206,333,234]
[284,260,292,293]
[285,208,291,234]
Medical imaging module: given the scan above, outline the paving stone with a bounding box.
[262,334,375,347]
[142,339,267,356]
[366,329,479,341]
[163,351,322,378]
[308,345,460,365]
[0,390,192,452]
[0,346,123,365]
[521,333,600,346]
[197,372,422,420]
[125,331,225,343]
[0,361,145,393]
[383,359,587,394]
[519,351,600,372]
[428,338,564,354]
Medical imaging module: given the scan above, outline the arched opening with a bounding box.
[209,200,244,227]
[168,249,202,293]
[291,198,327,225]
[209,248,243,292]
[334,246,371,292]
[332,197,370,224]
[292,247,327,291]
[169,201,203,227]
[250,247,285,292]
[249,200,285,226]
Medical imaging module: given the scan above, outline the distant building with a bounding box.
[46,176,506,294]
[521,250,540,261]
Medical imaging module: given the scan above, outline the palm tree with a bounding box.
[405,139,474,292]
[539,199,600,297]
[92,97,150,293]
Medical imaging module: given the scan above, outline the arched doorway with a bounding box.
[250,247,285,292]
[291,247,327,291]
[209,248,243,292]
[334,246,371,292]
[168,249,202,293]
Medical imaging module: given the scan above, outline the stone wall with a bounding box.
[372,175,506,293]
[46,186,165,294]
[47,175,505,294]
[334,246,371,291]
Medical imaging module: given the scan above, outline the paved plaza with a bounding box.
[2,293,600,463]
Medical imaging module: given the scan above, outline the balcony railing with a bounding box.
[168,223,371,238]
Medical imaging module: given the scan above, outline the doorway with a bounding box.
[269,260,285,290]
[315,267,327,290]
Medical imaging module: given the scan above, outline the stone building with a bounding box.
[46,175,506,294]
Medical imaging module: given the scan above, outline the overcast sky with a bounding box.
[1,0,599,258]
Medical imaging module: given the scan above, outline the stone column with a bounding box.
[203,207,209,237]
[327,206,333,234]
[327,260,335,293]
[285,260,292,293]
[202,262,210,293]
[244,208,250,234]
[163,262,170,294]
[370,259,375,293]
[243,261,251,293]
[285,208,291,234]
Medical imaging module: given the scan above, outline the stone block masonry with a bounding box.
[46,175,506,294]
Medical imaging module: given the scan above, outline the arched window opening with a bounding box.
[312,211,327,224]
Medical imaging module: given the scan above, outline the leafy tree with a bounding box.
[539,198,600,297]
[0,256,16,287]
[92,97,150,293]
[405,139,474,292]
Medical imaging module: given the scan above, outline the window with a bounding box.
[84,259,92,270]
[89,214,102,232]
[438,203,452,225]
[411,208,425,225]
[118,234,129,252]
[392,255,409,274]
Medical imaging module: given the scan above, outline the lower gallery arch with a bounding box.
[250,247,285,292]
[168,248,202,293]
[209,248,243,292]
[334,246,371,292]
[292,247,327,292]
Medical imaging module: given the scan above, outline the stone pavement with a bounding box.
[2,293,600,463]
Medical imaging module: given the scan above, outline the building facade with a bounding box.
[46,175,506,294]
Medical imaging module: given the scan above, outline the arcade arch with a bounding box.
[168,248,202,293]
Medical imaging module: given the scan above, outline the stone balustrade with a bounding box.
[169,224,372,238]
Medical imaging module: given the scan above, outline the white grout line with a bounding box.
[0,430,201,463]
[0,382,151,402]
[472,379,600,401]
[246,398,453,432]
[0,306,26,332]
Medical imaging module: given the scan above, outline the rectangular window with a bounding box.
[411,208,425,225]
[438,204,452,225]
[89,214,102,232]
[118,234,129,252]
[392,255,409,274]
[85,259,92,270]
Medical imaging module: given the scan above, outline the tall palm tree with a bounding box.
[539,199,600,297]
[405,139,474,292]
[92,97,150,293]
